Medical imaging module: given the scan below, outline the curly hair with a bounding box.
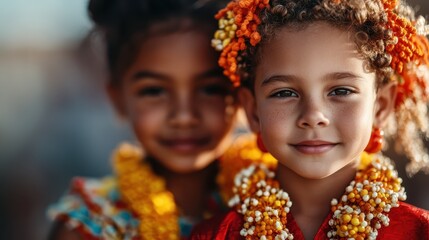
[239,0,413,88]
[214,0,429,175]
[88,0,228,85]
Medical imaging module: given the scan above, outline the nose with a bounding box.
[297,99,330,128]
[169,92,200,128]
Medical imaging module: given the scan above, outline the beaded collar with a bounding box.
[113,143,227,239]
[229,152,407,240]
[113,143,180,239]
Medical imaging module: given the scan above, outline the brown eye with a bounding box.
[137,87,165,97]
[201,84,231,96]
[270,89,298,98]
[329,88,353,96]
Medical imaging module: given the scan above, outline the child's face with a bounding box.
[110,30,238,173]
[241,22,393,179]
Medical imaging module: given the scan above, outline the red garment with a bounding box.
[191,202,429,240]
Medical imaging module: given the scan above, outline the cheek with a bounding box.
[334,100,374,142]
[259,100,295,128]
[258,101,296,144]
[201,102,235,135]
[130,102,167,135]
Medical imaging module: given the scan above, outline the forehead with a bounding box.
[123,30,221,83]
[256,22,367,78]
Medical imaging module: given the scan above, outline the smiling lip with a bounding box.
[161,137,209,153]
[291,140,337,154]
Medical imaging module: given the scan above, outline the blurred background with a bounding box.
[0,1,428,239]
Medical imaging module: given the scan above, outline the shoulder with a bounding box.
[218,134,277,202]
[378,202,429,239]
[47,176,138,239]
[191,210,243,240]
[48,176,120,216]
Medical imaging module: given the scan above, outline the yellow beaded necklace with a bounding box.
[113,143,179,240]
[230,152,407,240]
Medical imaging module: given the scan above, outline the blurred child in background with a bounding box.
[46,0,243,239]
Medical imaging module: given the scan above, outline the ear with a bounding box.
[106,83,127,118]
[238,87,261,133]
[374,81,397,128]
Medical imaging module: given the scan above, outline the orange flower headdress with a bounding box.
[212,0,429,175]
[211,0,269,87]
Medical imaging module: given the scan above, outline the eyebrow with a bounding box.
[132,68,225,82]
[261,75,300,86]
[133,70,170,82]
[261,71,363,86]
[326,72,363,80]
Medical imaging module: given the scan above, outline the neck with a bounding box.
[148,157,218,222]
[276,162,357,239]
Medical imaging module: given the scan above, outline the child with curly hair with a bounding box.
[46,0,248,239]
[192,0,429,239]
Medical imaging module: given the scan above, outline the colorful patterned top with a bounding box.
[48,176,225,240]
[47,143,226,240]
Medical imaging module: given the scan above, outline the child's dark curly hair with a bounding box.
[239,0,413,88]
[88,0,228,85]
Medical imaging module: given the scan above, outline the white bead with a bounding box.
[346,206,353,213]
[273,209,279,216]
[363,195,370,202]
[275,221,282,229]
[375,222,381,229]
[346,186,353,192]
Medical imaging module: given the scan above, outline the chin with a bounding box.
[293,165,338,180]
[163,157,215,174]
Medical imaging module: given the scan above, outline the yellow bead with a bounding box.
[342,214,352,223]
[222,39,231,47]
[351,217,360,226]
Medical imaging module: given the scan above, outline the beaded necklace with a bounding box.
[230,152,407,240]
[113,143,179,240]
